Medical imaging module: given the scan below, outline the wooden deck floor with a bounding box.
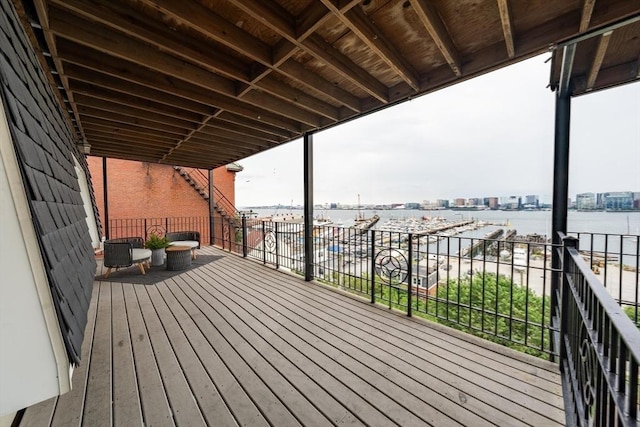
[21,247,565,426]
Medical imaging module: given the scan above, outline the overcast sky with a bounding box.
[236,55,640,207]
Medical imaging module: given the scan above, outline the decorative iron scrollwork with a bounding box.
[264,231,276,253]
[375,248,408,284]
[577,326,597,414]
[223,222,230,242]
[146,224,166,237]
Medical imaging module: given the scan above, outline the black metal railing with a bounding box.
[558,234,639,426]
[569,231,640,326]
[234,221,639,359]
[108,217,211,245]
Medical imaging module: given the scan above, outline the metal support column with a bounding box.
[208,169,215,246]
[550,43,575,359]
[303,132,314,281]
[102,157,109,239]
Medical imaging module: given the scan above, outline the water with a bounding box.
[246,208,640,237]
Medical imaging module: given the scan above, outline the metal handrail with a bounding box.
[176,166,241,218]
[559,235,639,426]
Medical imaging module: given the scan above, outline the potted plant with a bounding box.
[145,233,170,266]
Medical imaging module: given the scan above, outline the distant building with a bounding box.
[576,193,597,210]
[437,199,450,208]
[454,198,466,207]
[405,202,421,209]
[486,197,499,209]
[500,196,520,210]
[467,198,482,206]
[604,192,634,211]
[330,203,338,209]
[525,195,539,208]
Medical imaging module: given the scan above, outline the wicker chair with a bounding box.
[103,237,152,278]
[165,231,200,259]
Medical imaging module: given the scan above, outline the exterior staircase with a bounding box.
[174,166,240,221]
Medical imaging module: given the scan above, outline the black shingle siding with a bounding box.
[0,1,97,364]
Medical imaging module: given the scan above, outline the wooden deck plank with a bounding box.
[170,273,315,427]
[230,255,561,384]
[42,283,100,427]
[167,273,308,426]
[211,254,565,426]
[132,285,206,425]
[189,266,461,426]
[180,270,385,427]
[121,283,174,426]
[228,254,562,387]
[215,258,564,422]
[18,396,57,426]
[23,247,565,427]
[204,262,505,426]
[110,283,143,425]
[156,279,271,427]
[144,284,237,427]
[79,282,112,427]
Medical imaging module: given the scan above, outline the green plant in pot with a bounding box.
[145,234,170,266]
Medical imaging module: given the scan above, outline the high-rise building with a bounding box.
[525,195,539,208]
[604,192,634,211]
[576,193,596,210]
[454,198,466,207]
[485,197,499,209]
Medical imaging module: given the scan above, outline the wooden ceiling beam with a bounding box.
[586,31,612,90]
[196,127,274,147]
[410,0,462,77]
[214,112,296,139]
[83,123,178,143]
[68,80,205,123]
[86,135,176,151]
[78,113,186,138]
[31,0,85,140]
[55,0,339,122]
[229,0,388,103]
[64,64,215,116]
[48,8,320,128]
[580,0,597,33]
[204,120,286,144]
[136,0,350,119]
[57,41,303,134]
[85,129,177,147]
[496,0,516,58]
[304,34,389,102]
[320,1,420,91]
[73,94,198,130]
[277,60,361,112]
[135,0,272,65]
[78,107,192,136]
[80,117,186,140]
[177,137,259,156]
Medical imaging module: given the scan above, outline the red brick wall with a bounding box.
[87,157,238,244]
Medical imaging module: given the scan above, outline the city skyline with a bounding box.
[235,55,640,207]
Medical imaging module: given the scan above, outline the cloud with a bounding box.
[236,55,639,207]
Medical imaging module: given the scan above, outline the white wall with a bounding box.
[74,156,101,248]
[0,96,70,416]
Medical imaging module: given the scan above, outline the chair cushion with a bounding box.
[132,248,152,262]
[169,240,199,249]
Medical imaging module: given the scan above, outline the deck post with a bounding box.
[550,45,573,359]
[102,156,109,239]
[304,132,314,281]
[208,168,215,246]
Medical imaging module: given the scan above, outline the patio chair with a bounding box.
[165,231,200,259]
[103,237,152,278]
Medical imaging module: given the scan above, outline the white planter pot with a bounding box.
[150,249,165,266]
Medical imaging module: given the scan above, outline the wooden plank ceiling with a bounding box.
[15,0,640,169]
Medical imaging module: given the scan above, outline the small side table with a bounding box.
[166,245,192,271]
